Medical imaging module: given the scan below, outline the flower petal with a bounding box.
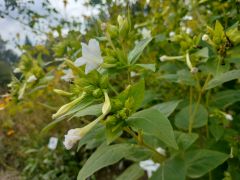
[85,62,98,74]
[74,57,86,67]
[89,39,101,57]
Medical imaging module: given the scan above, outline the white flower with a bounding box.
[225,114,233,121]
[74,39,103,74]
[182,15,193,21]
[169,31,175,37]
[27,75,37,83]
[156,147,166,156]
[63,128,83,150]
[139,160,160,178]
[202,34,209,41]
[130,71,137,77]
[159,55,168,62]
[139,146,165,177]
[141,28,151,39]
[61,69,74,82]
[186,28,192,35]
[48,137,58,150]
[13,68,21,73]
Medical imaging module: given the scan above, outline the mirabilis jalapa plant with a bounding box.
[42,7,240,180]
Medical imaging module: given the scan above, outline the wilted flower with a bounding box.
[74,39,103,74]
[27,75,37,83]
[61,69,74,82]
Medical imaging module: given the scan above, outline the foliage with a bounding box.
[2,0,240,179]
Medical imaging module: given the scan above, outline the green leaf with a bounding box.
[116,163,144,180]
[128,37,152,64]
[209,124,225,141]
[77,124,105,151]
[135,64,156,72]
[205,69,240,90]
[125,145,152,161]
[77,143,132,180]
[193,47,209,58]
[127,108,178,149]
[72,103,102,119]
[151,156,186,180]
[213,20,225,44]
[174,131,199,150]
[152,100,181,117]
[210,90,240,108]
[175,104,208,130]
[185,149,229,178]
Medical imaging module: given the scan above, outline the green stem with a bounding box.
[109,83,119,95]
[123,127,166,163]
[189,91,202,133]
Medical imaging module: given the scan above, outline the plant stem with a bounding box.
[123,127,166,163]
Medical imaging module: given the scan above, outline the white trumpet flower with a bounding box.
[63,91,111,150]
[74,39,103,74]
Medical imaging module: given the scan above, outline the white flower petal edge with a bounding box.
[63,128,83,150]
[74,39,103,74]
[139,159,160,178]
[139,146,166,177]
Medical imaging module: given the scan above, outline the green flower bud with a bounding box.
[53,89,73,96]
[92,88,102,98]
[52,92,86,119]
[117,15,124,27]
[102,91,111,115]
[111,99,123,112]
[105,115,117,126]
[100,75,109,89]
[119,19,129,37]
[107,25,118,38]
[118,108,128,119]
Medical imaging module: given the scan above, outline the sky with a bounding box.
[0,0,102,54]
